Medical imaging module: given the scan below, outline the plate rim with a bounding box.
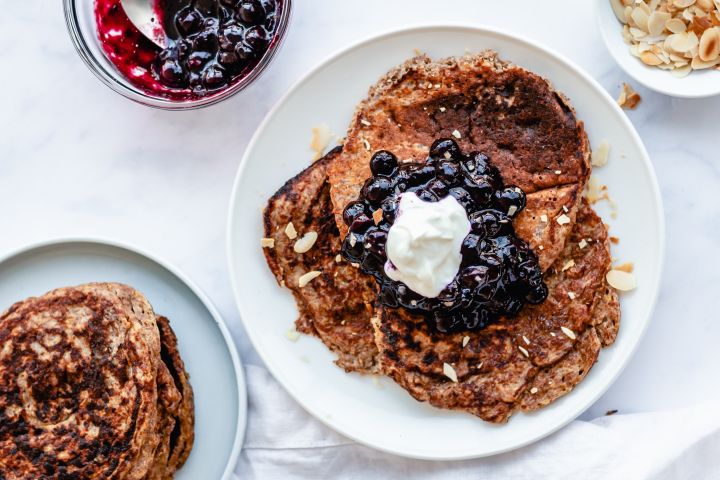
[227,22,666,460]
[594,0,720,99]
[0,236,247,479]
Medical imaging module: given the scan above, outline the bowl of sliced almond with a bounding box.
[597,0,720,97]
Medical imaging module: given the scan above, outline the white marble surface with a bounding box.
[1,0,719,457]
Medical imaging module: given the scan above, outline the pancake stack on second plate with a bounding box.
[0,282,194,479]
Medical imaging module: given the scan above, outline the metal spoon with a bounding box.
[120,0,172,48]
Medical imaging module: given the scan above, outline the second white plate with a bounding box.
[228,24,664,460]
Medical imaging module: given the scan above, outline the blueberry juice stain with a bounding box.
[95,0,282,100]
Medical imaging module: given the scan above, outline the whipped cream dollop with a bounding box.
[384,192,471,298]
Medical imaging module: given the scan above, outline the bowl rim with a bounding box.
[63,0,293,110]
[595,0,720,99]
[226,22,666,460]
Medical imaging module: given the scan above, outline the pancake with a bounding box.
[263,150,379,373]
[327,52,591,270]
[145,316,194,480]
[0,283,161,479]
[373,201,618,423]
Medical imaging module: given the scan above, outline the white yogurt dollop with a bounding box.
[384,192,471,298]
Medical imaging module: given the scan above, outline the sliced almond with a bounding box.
[372,209,383,225]
[641,51,664,64]
[261,237,275,248]
[284,222,298,240]
[606,269,638,291]
[462,336,470,347]
[443,363,458,382]
[293,231,318,253]
[631,7,650,31]
[579,239,588,249]
[540,214,548,223]
[699,27,720,60]
[666,18,688,33]
[691,54,720,68]
[614,262,635,273]
[674,0,696,7]
[310,124,331,161]
[649,11,672,36]
[562,259,576,272]
[611,0,628,21]
[671,64,693,76]
[561,326,577,340]
[451,129,462,139]
[285,328,301,342]
[592,140,611,167]
[556,214,571,225]
[518,346,530,357]
[672,31,699,52]
[298,270,322,288]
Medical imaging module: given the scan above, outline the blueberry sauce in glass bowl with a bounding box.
[341,138,548,333]
[94,0,284,101]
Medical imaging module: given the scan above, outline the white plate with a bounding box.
[228,24,664,460]
[596,0,720,98]
[0,238,245,479]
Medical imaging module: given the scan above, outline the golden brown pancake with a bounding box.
[0,283,161,479]
[263,150,379,373]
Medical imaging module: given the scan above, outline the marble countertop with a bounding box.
[2,0,719,435]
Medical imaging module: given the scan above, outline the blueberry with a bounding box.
[219,25,245,50]
[193,29,219,53]
[244,25,270,49]
[364,230,387,257]
[370,151,398,176]
[342,201,367,226]
[187,51,212,71]
[176,7,203,36]
[436,160,462,185]
[159,60,187,86]
[238,0,266,24]
[350,213,373,232]
[232,42,254,60]
[416,190,437,202]
[448,187,473,210]
[218,51,241,68]
[342,234,365,262]
[427,179,448,198]
[429,138,460,159]
[362,177,393,207]
[494,186,526,216]
[202,65,227,88]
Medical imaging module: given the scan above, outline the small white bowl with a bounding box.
[596,0,720,98]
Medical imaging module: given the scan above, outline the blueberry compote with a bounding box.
[341,139,548,333]
[95,0,282,100]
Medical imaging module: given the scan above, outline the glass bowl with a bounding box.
[64,0,292,109]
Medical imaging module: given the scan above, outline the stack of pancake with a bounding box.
[0,283,194,479]
[263,52,620,423]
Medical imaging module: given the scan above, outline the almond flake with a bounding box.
[561,326,577,340]
[360,119,371,126]
[335,254,342,263]
[261,238,275,248]
[444,151,452,159]
[607,269,638,291]
[351,262,360,268]
[568,291,576,300]
[439,107,447,112]
[373,209,383,225]
[451,129,462,139]
[556,214,571,225]
[562,205,569,213]
[615,262,634,273]
[508,205,518,216]
[443,363,458,382]
[562,259,576,271]
[530,387,539,394]
[555,170,562,174]
[298,270,322,288]
[310,124,331,160]
[540,214,548,223]
[349,234,357,247]
[462,336,470,347]
[592,140,610,167]
[284,222,298,240]
[618,83,641,110]
[285,328,301,342]
[579,239,588,249]
[363,139,371,151]
[518,346,530,357]
[522,335,531,345]
[538,245,544,250]
[293,231,318,253]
